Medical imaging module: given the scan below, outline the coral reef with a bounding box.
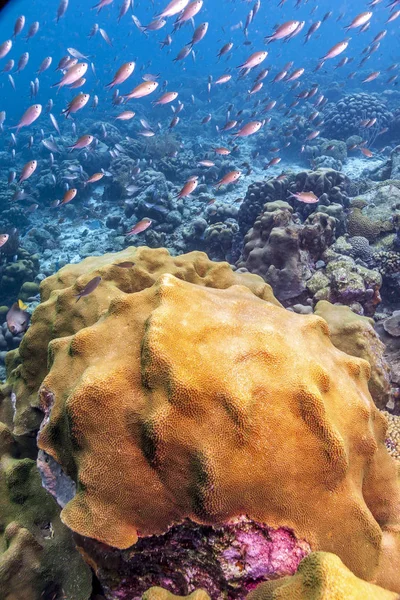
[0,247,40,305]
[1,247,278,438]
[307,249,382,316]
[73,519,310,600]
[314,301,392,409]
[324,93,393,140]
[247,552,399,600]
[19,249,399,594]
[237,169,349,236]
[0,422,92,600]
[236,201,312,301]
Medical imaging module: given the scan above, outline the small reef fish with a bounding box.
[127,218,152,235]
[68,134,94,150]
[123,81,159,100]
[114,262,135,268]
[52,63,88,90]
[156,0,190,19]
[0,234,9,248]
[62,93,90,118]
[84,173,104,185]
[60,188,78,204]
[13,104,42,133]
[215,170,241,189]
[18,160,37,183]
[6,302,30,335]
[214,147,231,155]
[106,62,135,88]
[360,147,374,158]
[232,121,263,138]
[0,40,12,59]
[153,92,178,105]
[75,276,102,301]
[289,191,319,204]
[177,178,198,198]
[238,51,268,70]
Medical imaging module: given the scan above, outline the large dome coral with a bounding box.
[31,254,400,593]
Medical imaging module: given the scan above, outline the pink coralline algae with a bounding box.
[75,516,310,600]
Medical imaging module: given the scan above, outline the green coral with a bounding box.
[0,425,92,600]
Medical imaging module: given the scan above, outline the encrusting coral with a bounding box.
[17,248,399,594]
[246,552,399,600]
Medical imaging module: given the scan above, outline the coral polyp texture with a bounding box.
[0,246,279,438]
[24,248,400,594]
[314,301,392,409]
[246,552,400,600]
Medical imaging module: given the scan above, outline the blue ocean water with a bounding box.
[0,0,398,128]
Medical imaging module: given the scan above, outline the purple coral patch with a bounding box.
[75,516,310,600]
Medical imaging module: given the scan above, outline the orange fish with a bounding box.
[68,134,94,150]
[123,81,159,100]
[362,71,380,83]
[289,191,319,203]
[232,121,263,138]
[13,104,42,133]
[214,147,231,155]
[177,178,198,198]
[127,217,152,235]
[153,91,179,105]
[106,62,135,88]
[197,160,215,167]
[238,51,268,70]
[84,172,104,185]
[264,157,282,169]
[60,188,77,205]
[115,111,135,120]
[0,234,9,248]
[345,11,372,30]
[19,160,37,183]
[321,38,350,61]
[215,170,241,189]
[156,0,190,18]
[62,92,90,118]
[360,147,373,158]
[265,21,301,43]
[52,62,88,90]
[214,74,232,85]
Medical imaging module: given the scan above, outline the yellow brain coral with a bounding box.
[0,247,278,437]
[34,266,400,592]
[246,552,399,600]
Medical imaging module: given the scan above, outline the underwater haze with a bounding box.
[1,0,400,599]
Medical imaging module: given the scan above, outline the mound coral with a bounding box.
[238,170,349,235]
[314,301,392,409]
[141,551,400,600]
[236,201,311,301]
[22,250,399,594]
[247,552,399,600]
[324,93,393,140]
[0,423,92,600]
[0,247,278,438]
